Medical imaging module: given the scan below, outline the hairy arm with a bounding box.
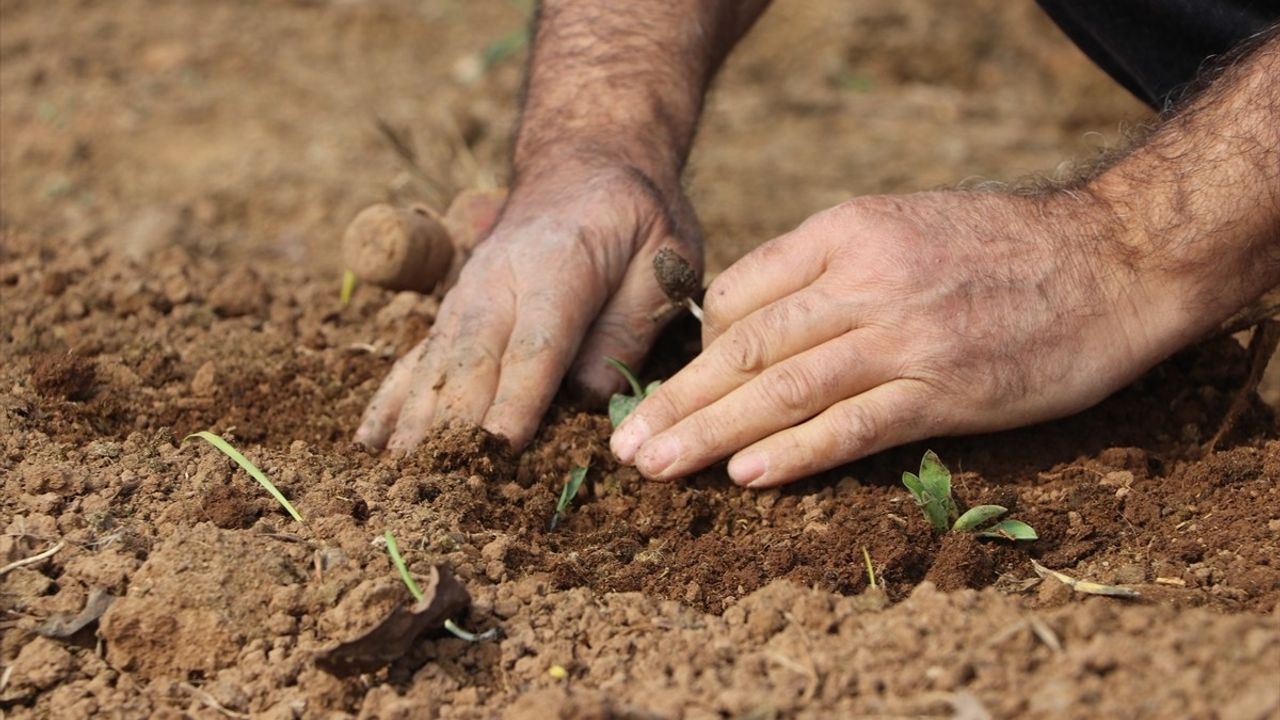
[514,0,770,191]
[1094,27,1280,347]
[357,1,771,453]
[610,26,1280,487]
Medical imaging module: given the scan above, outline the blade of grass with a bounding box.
[384,530,424,602]
[862,547,878,591]
[384,530,500,642]
[184,431,303,524]
[340,269,358,306]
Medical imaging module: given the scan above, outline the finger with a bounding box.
[430,303,514,427]
[384,334,449,456]
[354,339,428,449]
[611,285,852,463]
[701,226,828,347]
[727,379,934,489]
[482,288,599,450]
[631,332,890,480]
[570,244,694,399]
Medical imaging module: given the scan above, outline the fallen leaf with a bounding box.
[316,564,471,676]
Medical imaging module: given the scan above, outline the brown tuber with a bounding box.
[341,188,506,295]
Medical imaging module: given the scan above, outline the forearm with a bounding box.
[1092,28,1280,340]
[513,0,769,190]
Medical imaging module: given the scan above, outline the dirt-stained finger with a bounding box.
[701,228,827,347]
[631,332,888,480]
[611,286,850,464]
[483,291,598,450]
[727,379,933,489]
[354,340,429,449]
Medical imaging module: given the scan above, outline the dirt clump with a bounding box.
[30,353,95,402]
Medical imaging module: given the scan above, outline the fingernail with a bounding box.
[729,452,767,487]
[610,416,651,463]
[636,436,679,478]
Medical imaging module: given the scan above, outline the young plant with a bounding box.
[548,465,589,531]
[604,357,661,427]
[902,450,1037,541]
[185,431,303,524]
[340,268,358,306]
[383,531,498,642]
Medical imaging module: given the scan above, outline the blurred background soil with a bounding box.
[2,1,1279,718]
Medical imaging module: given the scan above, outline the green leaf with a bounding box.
[953,505,1008,531]
[976,519,1039,541]
[608,394,642,428]
[918,450,952,509]
[902,472,925,501]
[383,530,424,602]
[549,465,589,530]
[604,357,644,397]
[184,431,303,524]
[902,469,949,531]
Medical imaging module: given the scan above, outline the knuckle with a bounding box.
[760,364,816,414]
[832,402,882,457]
[720,325,768,376]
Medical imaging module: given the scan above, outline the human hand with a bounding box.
[611,190,1190,488]
[355,161,701,454]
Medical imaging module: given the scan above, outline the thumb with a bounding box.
[570,244,701,400]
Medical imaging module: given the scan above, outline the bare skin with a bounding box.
[360,1,1279,488]
[355,0,769,453]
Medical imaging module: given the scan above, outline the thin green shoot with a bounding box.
[184,431,303,524]
[901,450,1037,541]
[604,357,661,427]
[384,530,423,601]
[549,465,589,531]
[862,547,878,591]
[340,269,358,306]
[383,530,500,642]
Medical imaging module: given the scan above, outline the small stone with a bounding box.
[191,361,217,397]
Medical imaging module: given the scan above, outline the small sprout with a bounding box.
[901,450,954,531]
[184,431,303,524]
[383,530,498,641]
[548,664,569,680]
[862,547,878,591]
[549,465,589,531]
[340,269,358,306]
[604,357,661,427]
[901,450,1037,541]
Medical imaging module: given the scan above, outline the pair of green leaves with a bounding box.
[605,357,660,428]
[902,450,1037,541]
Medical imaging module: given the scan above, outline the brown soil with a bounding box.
[3,1,1279,718]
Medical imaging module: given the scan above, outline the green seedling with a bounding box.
[862,547,878,591]
[184,431,303,524]
[604,357,661,427]
[383,531,498,642]
[902,450,1037,541]
[549,465,589,531]
[340,269,357,306]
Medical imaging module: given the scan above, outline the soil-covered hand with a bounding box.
[356,163,701,454]
[611,190,1191,488]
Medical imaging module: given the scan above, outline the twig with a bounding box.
[0,542,65,576]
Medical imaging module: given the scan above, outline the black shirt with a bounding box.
[1037,0,1280,108]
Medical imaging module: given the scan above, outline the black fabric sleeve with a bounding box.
[1037,0,1280,108]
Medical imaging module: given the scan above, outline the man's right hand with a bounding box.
[354,160,701,454]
